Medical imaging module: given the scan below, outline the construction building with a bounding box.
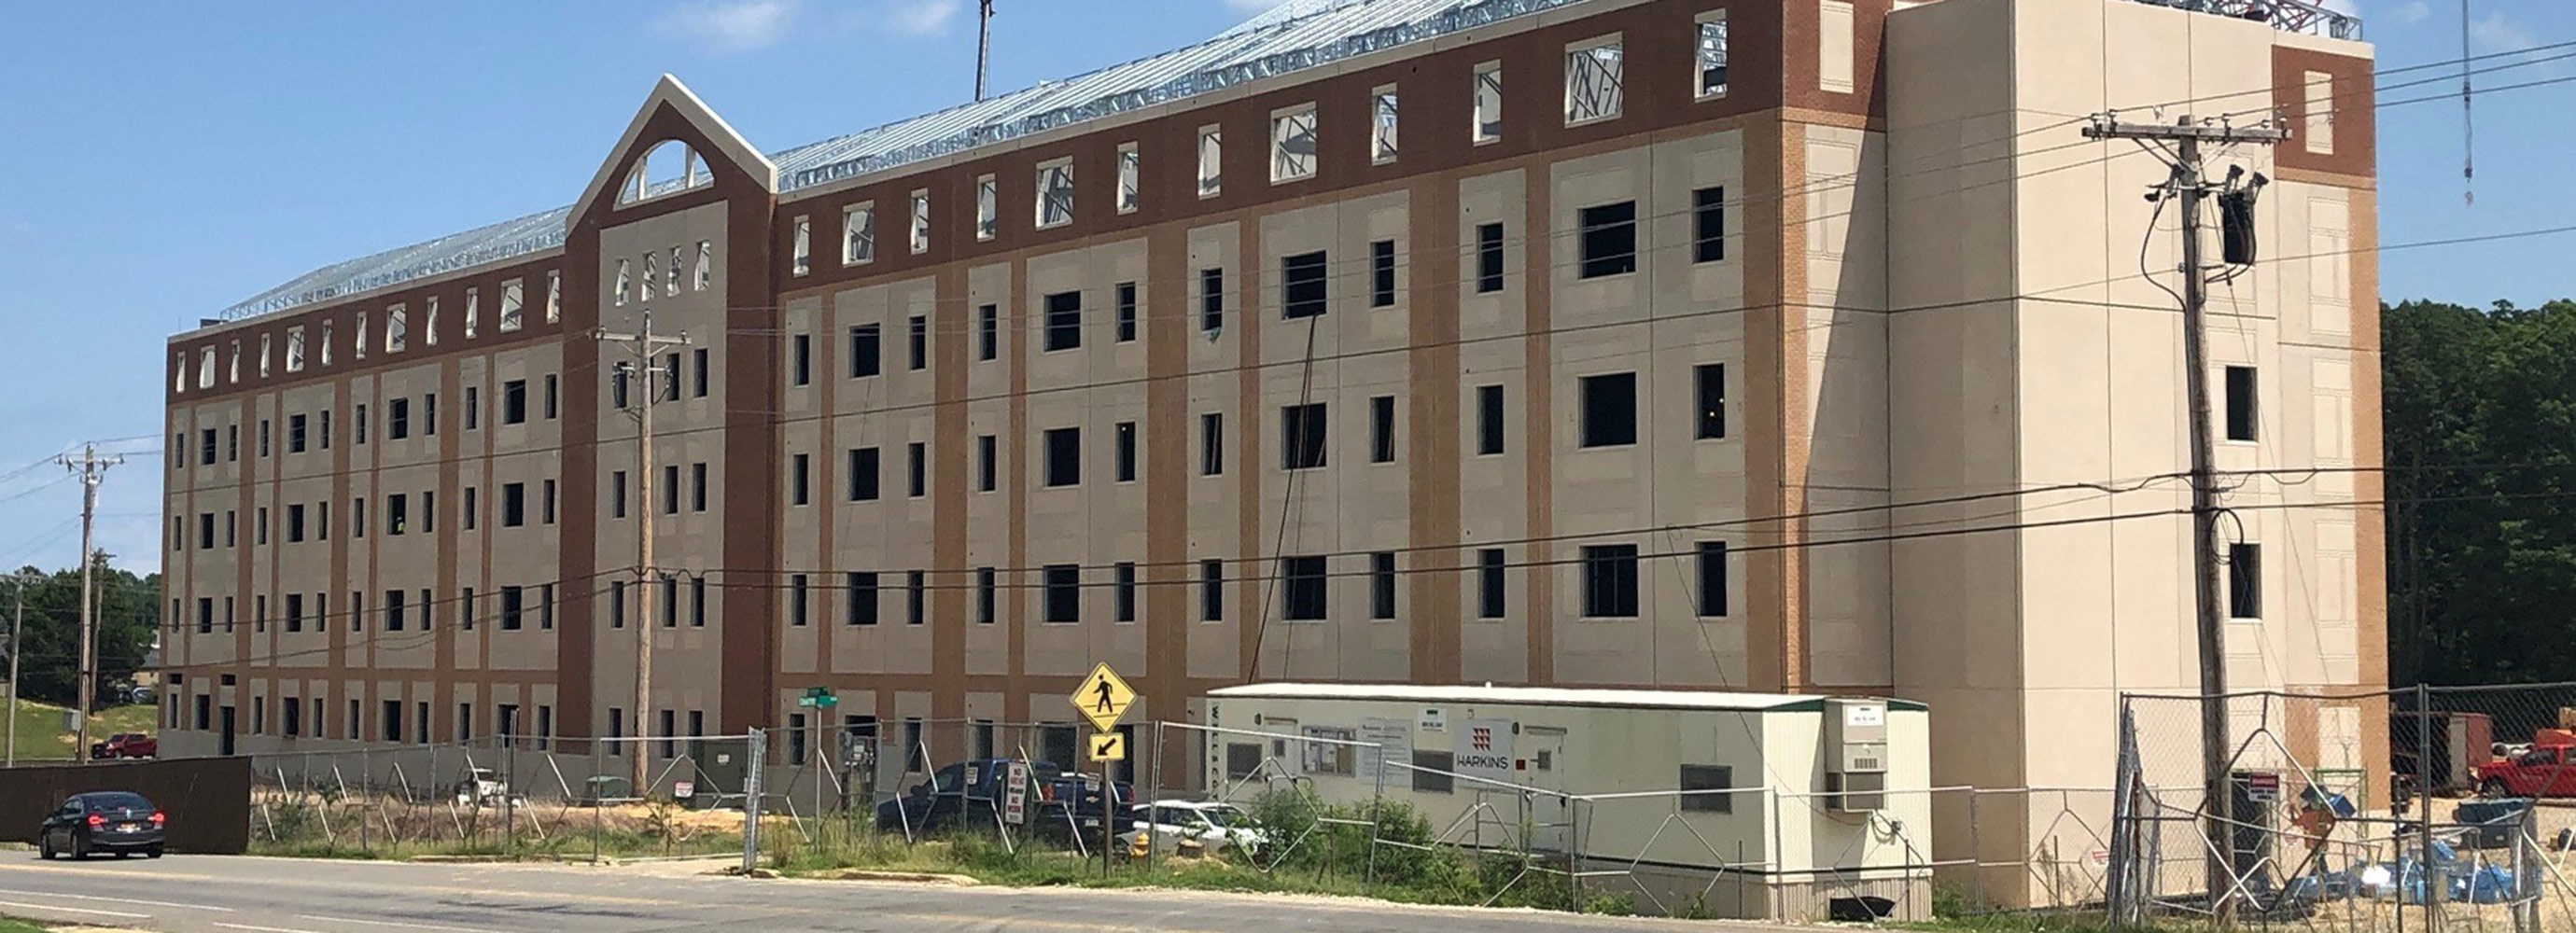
[160,0,2380,903]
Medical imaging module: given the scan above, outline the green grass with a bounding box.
[6,701,155,763]
[0,916,51,933]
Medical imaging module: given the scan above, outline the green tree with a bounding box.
[4,553,159,710]
[2385,299,2576,685]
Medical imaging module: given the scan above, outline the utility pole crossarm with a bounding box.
[2082,119,2288,145]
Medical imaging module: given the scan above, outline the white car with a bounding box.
[1119,801,1268,856]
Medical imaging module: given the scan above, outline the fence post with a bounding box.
[742,727,765,874]
[505,739,518,852]
[1967,789,1982,910]
[590,738,603,865]
[1145,721,1161,878]
[359,745,371,855]
[1565,794,1581,912]
[2419,683,2440,933]
[1365,731,1385,896]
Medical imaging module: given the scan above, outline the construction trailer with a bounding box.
[1197,683,1933,920]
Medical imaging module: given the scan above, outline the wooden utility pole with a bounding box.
[2083,115,2282,923]
[595,312,688,792]
[58,445,121,766]
[5,572,32,769]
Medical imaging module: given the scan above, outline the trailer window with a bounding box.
[1680,764,1734,813]
[1412,751,1454,793]
[1225,743,1264,781]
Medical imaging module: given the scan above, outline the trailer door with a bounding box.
[1524,726,1570,853]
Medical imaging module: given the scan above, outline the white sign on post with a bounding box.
[1457,718,1517,784]
[1002,760,1029,826]
[1358,717,1412,784]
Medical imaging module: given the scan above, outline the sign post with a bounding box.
[1068,662,1140,878]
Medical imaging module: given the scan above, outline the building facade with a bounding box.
[161,0,2378,901]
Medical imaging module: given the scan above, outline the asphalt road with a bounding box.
[0,854,1767,933]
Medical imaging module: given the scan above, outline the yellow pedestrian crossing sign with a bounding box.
[1088,731,1126,762]
[1070,662,1138,732]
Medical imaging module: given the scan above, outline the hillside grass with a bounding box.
[6,701,156,763]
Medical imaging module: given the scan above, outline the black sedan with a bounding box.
[37,791,165,859]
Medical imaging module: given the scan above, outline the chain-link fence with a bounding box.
[248,732,765,862]
[2113,683,2576,933]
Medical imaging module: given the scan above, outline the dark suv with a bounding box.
[875,759,1130,842]
[37,791,165,859]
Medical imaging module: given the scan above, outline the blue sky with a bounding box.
[0,0,2566,575]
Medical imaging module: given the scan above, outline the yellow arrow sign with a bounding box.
[1088,731,1126,762]
[1069,662,1139,732]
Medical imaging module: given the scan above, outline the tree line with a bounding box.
[0,555,159,710]
[2386,299,2576,686]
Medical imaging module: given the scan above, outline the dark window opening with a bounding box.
[2225,366,2258,442]
[1369,239,1397,307]
[1044,292,1083,352]
[1200,559,1225,621]
[977,435,998,493]
[1043,427,1082,487]
[979,303,1000,360]
[1281,251,1328,319]
[1369,551,1396,620]
[850,325,882,378]
[1698,541,1730,617]
[2229,543,2261,619]
[848,447,880,501]
[1695,364,1727,439]
[1475,223,1504,293]
[1580,544,1641,617]
[1199,268,1225,331]
[1200,412,1225,476]
[1577,202,1637,279]
[1693,187,1727,263]
[1476,384,1505,455]
[1477,548,1505,619]
[1043,564,1080,623]
[1369,396,1396,464]
[1114,563,1137,622]
[1281,402,1326,470]
[1114,283,1138,341]
[1281,555,1326,620]
[1579,372,1638,448]
[1114,422,1137,481]
[847,572,878,625]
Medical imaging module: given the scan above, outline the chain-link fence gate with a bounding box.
[2113,683,2576,933]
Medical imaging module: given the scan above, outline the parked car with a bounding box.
[874,759,1130,842]
[1118,800,1267,856]
[36,791,165,860]
[452,767,515,807]
[88,733,157,760]
[2473,745,2576,798]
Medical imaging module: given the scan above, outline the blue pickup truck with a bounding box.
[874,759,1132,843]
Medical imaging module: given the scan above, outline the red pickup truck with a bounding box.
[87,733,157,760]
[2474,745,2576,797]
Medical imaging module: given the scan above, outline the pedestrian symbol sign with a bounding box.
[1069,662,1138,732]
[1088,731,1126,762]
